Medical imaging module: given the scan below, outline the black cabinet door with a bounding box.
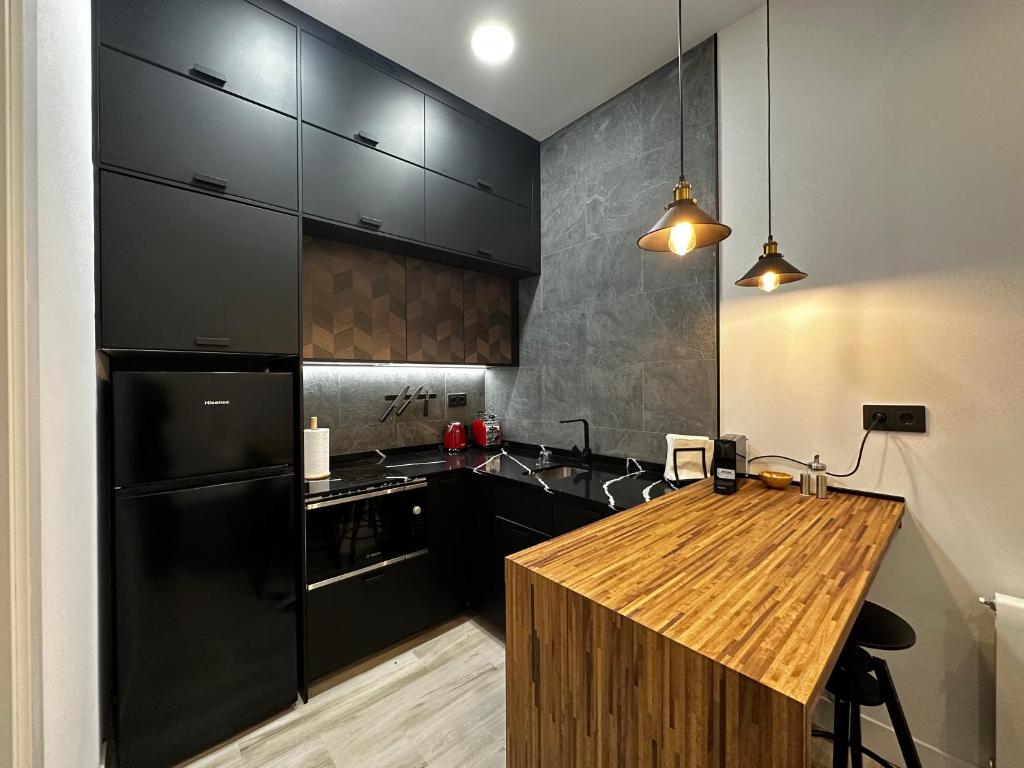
[551,494,607,537]
[99,48,298,210]
[482,516,549,630]
[427,473,469,624]
[303,124,424,242]
[100,172,298,354]
[98,0,297,115]
[425,97,533,207]
[301,33,424,166]
[425,173,533,270]
[488,478,554,535]
[306,553,431,681]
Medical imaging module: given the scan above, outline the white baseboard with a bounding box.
[813,698,983,768]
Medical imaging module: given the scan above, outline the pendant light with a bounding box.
[735,0,807,291]
[637,0,731,256]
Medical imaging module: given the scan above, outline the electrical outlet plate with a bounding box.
[447,392,468,408]
[863,404,926,433]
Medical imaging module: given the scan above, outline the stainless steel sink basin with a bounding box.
[529,465,589,482]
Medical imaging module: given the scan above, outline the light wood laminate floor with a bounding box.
[181,617,835,768]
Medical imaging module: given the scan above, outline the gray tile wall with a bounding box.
[303,365,486,456]
[486,37,720,464]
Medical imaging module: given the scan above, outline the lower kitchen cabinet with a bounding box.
[427,473,469,623]
[472,478,553,630]
[481,516,549,630]
[306,553,431,681]
[551,495,608,536]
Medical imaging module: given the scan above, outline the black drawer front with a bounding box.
[306,554,431,680]
[426,173,532,269]
[100,172,298,354]
[302,124,424,242]
[98,0,297,116]
[425,97,532,207]
[301,33,424,166]
[99,48,298,210]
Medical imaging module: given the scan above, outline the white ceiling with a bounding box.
[289,0,763,140]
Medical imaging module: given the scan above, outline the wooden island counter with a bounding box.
[505,478,904,767]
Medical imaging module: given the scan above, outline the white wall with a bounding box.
[718,2,1024,766]
[24,0,99,763]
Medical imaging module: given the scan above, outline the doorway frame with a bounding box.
[2,0,43,763]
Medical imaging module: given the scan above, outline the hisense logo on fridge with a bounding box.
[203,399,230,406]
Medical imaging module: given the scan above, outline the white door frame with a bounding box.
[2,0,43,762]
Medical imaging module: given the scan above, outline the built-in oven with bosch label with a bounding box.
[305,480,432,680]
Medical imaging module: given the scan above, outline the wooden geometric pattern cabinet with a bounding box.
[465,272,513,364]
[407,260,465,363]
[303,236,513,365]
[303,237,406,361]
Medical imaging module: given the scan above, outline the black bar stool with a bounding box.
[817,601,922,768]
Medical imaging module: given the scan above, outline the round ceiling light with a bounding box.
[471,23,515,64]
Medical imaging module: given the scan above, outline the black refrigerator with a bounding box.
[111,371,297,768]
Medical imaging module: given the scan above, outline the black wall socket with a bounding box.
[863,404,926,433]
[447,392,468,408]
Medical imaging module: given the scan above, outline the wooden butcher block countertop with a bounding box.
[508,478,905,707]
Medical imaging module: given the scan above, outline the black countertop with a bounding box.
[304,444,683,512]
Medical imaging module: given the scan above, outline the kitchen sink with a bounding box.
[528,465,589,482]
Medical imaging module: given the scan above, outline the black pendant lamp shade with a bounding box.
[736,0,807,291]
[637,0,731,256]
[735,237,807,292]
[637,179,732,253]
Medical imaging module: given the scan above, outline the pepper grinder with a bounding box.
[809,454,828,499]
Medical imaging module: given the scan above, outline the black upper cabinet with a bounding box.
[99,48,298,210]
[100,172,298,354]
[98,0,297,116]
[302,124,424,243]
[425,98,533,208]
[426,173,533,271]
[301,33,424,166]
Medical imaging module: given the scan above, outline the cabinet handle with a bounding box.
[191,172,228,190]
[363,572,386,585]
[359,216,383,229]
[194,336,230,347]
[477,248,494,257]
[190,63,227,87]
[355,130,380,146]
[476,179,493,191]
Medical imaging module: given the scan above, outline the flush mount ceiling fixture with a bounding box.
[471,22,515,65]
[637,0,731,256]
[736,0,807,292]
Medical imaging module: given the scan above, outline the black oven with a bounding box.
[305,480,428,588]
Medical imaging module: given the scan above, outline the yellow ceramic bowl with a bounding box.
[759,471,793,489]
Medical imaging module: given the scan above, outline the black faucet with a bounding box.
[559,418,591,465]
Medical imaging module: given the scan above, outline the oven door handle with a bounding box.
[306,480,427,510]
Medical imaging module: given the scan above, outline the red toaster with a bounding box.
[471,413,503,448]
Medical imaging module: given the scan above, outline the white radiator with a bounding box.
[995,593,1024,765]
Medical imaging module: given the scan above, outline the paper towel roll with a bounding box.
[304,417,331,480]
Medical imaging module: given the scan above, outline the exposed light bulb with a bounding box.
[758,271,780,292]
[667,222,696,255]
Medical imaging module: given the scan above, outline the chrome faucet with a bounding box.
[559,418,591,465]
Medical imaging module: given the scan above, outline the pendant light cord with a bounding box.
[766,0,773,238]
[677,0,685,180]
